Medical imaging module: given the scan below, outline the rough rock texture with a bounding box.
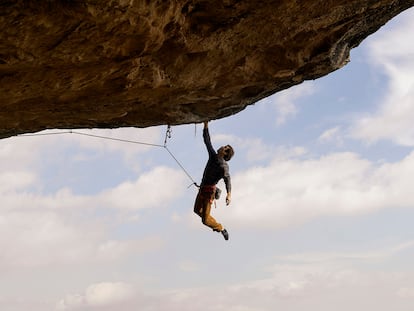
[1,0,413,138]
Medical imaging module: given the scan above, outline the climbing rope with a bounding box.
[163,125,172,147]
[17,126,200,189]
[161,125,199,188]
[164,146,199,188]
[18,130,165,148]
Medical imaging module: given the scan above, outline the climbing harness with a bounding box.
[18,126,200,189]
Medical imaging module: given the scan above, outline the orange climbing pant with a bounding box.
[193,185,223,232]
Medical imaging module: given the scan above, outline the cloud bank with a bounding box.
[228,150,414,228]
[351,10,414,146]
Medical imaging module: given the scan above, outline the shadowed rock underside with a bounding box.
[1,0,414,138]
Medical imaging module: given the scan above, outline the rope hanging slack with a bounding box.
[17,127,199,189]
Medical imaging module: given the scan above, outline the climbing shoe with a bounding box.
[221,229,229,241]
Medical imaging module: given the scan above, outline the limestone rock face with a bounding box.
[1,0,413,138]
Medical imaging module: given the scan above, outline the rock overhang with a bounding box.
[1,0,414,138]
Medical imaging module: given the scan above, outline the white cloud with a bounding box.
[97,237,164,260]
[0,168,178,268]
[0,171,36,192]
[0,165,186,211]
[0,207,164,268]
[397,287,414,298]
[267,82,315,126]
[225,150,414,229]
[0,127,185,269]
[0,160,177,269]
[57,282,136,310]
[178,260,200,272]
[213,134,276,162]
[101,166,186,209]
[351,9,414,145]
[52,247,414,311]
[98,167,185,209]
[158,246,414,311]
[0,296,52,311]
[226,249,407,307]
[318,126,344,146]
[213,134,307,163]
[85,282,135,306]
[0,209,101,267]
[241,138,280,162]
[0,136,44,172]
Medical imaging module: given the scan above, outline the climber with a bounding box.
[193,121,234,240]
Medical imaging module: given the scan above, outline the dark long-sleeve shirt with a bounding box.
[200,127,231,193]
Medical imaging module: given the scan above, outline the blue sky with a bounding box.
[1,7,414,311]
